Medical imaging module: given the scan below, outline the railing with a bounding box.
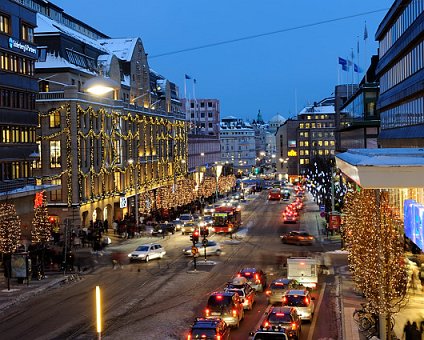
[0,178,37,193]
[36,91,65,100]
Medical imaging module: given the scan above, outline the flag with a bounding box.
[193,78,197,84]
[338,57,347,71]
[354,64,362,73]
[364,22,368,40]
[184,74,191,80]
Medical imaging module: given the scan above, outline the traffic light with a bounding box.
[200,227,209,237]
[190,230,199,243]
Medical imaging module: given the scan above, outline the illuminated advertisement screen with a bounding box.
[404,199,424,251]
[288,140,297,148]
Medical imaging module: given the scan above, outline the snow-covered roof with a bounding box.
[35,13,107,54]
[98,38,138,62]
[270,114,285,123]
[35,52,96,75]
[336,148,424,189]
[299,105,335,114]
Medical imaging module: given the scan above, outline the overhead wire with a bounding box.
[150,8,389,59]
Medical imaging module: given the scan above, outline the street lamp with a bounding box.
[127,158,139,231]
[83,76,120,96]
[215,163,223,199]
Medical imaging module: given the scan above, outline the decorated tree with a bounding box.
[31,191,51,244]
[0,203,22,254]
[343,189,408,337]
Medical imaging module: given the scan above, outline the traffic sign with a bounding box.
[191,246,199,255]
[320,212,326,218]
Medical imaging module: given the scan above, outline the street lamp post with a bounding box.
[128,159,139,231]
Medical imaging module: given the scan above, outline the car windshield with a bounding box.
[226,288,244,297]
[284,295,309,307]
[191,329,216,338]
[268,313,291,323]
[253,332,288,340]
[207,295,233,309]
[135,246,149,252]
[270,282,288,290]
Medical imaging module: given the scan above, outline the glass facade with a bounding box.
[380,97,424,129]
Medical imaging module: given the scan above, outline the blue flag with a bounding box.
[338,57,347,71]
[354,64,362,73]
[185,74,191,80]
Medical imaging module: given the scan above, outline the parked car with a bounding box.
[282,289,315,321]
[182,240,222,256]
[186,317,230,340]
[204,291,244,328]
[266,278,303,305]
[280,231,315,246]
[261,306,302,339]
[224,277,256,310]
[127,243,166,262]
[236,267,267,292]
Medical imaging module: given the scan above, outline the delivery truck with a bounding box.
[287,257,318,289]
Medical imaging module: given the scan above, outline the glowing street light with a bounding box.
[95,286,102,339]
[84,76,119,96]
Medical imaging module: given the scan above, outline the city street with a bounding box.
[0,191,342,339]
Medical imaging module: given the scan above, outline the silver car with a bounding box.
[282,289,315,321]
[183,240,222,256]
[128,243,166,262]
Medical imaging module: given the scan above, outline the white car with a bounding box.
[179,213,194,224]
[128,243,166,262]
[282,289,315,321]
[183,240,222,256]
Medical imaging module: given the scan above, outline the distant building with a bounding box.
[220,116,255,172]
[0,0,53,231]
[182,98,221,171]
[266,114,285,157]
[275,119,300,182]
[375,0,424,147]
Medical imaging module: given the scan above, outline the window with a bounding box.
[208,112,213,118]
[21,23,34,42]
[50,179,62,201]
[0,13,10,34]
[208,102,213,107]
[49,110,61,128]
[50,141,61,168]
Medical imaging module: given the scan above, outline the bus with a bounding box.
[212,206,241,233]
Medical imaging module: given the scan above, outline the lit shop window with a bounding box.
[50,140,61,168]
[0,13,10,34]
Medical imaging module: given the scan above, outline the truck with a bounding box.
[287,257,318,289]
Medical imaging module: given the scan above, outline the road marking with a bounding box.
[307,282,326,340]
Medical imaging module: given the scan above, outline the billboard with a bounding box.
[404,199,424,251]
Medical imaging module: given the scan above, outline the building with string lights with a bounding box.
[31,0,189,228]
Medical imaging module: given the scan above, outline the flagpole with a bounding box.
[356,36,360,84]
[364,21,368,83]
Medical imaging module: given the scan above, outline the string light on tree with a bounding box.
[0,203,22,254]
[31,191,52,244]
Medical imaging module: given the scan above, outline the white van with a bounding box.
[287,257,318,289]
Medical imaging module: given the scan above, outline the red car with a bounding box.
[280,231,314,245]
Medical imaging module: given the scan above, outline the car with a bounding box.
[282,289,315,321]
[265,278,303,305]
[204,204,216,215]
[179,213,195,224]
[128,243,166,262]
[282,212,298,224]
[172,219,183,231]
[224,277,256,310]
[280,231,315,246]
[151,223,176,236]
[202,215,213,226]
[181,222,199,235]
[186,317,230,340]
[261,306,301,339]
[268,188,282,201]
[249,329,289,340]
[204,291,244,328]
[183,240,222,256]
[236,268,267,292]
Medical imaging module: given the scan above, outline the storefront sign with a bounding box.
[328,212,341,230]
[288,150,297,157]
[8,37,37,55]
[119,197,127,208]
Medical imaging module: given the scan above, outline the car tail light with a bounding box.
[255,274,259,280]
[282,296,287,304]
[216,295,223,300]
[232,309,237,317]
[217,336,221,340]
[291,322,297,330]
[237,273,241,277]
[205,308,210,317]
[275,313,285,316]
[265,290,271,295]
[263,321,269,327]
[187,334,191,340]
[304,297,310,305]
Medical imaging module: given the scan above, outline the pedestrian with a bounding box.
[410,321,421,340]
[403,320,412,340]
[103,219,109,234]
[112,220,118,235]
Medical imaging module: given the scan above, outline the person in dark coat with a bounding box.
[403,320,412,340]
[410,321,421,340]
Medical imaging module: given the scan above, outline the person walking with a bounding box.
[410,321,421,340]
[403,320,412,340]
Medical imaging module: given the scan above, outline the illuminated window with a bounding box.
[311,123,316,128]
[50,141,61,168]
[318,150,323,155]
[50,179,62,201]
[304,132,309,137]
[305,123,310,128]
[299,141,304,147]
[0,13,10,34]
[299,123,304,128]
[330,141,335,146]
[307,115,311,120]
[305,150,309,156]
[299,150,304,156]
[318,140,323,147]
[21,23,34,42]
[49,110,61,128]
[324,141,329,146]
[300,159,305,165]
[304,141,309,147]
